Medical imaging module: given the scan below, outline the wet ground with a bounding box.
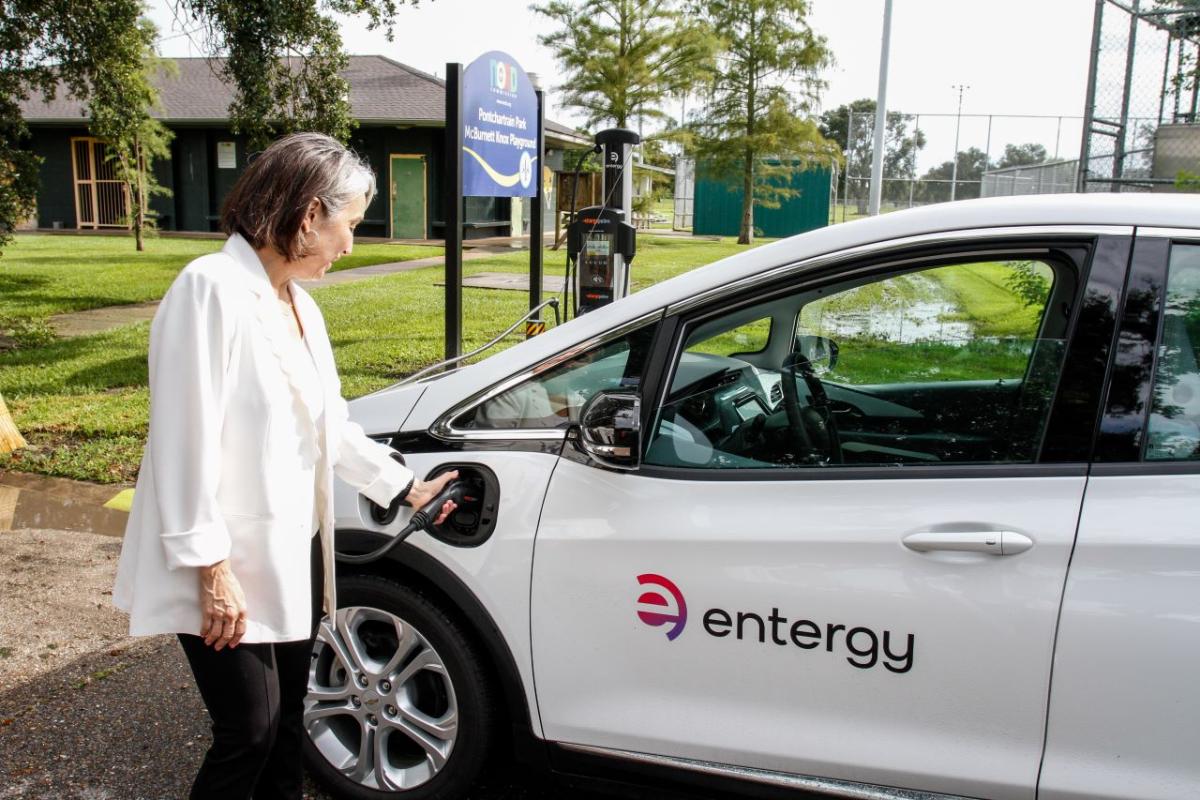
[0,472,607,800]
[0,472,130,537]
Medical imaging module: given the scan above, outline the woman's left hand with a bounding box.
[405,469,459,525]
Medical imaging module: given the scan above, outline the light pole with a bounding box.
[868,0,894,216]
[949,83,969,202]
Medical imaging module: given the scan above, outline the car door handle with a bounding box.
[902,530,1033,556]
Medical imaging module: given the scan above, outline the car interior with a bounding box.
[645,254,1080,470]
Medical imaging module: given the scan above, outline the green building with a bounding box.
[693,160,831,239]
[18,56,588,240]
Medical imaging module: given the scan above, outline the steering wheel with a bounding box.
[779,352,842,464]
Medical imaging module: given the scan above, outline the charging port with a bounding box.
[367,461,500,548]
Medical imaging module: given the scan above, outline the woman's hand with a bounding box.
[404,469,460,525]
[199,560,248,650]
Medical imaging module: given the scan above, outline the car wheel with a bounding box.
[303,573,497,799]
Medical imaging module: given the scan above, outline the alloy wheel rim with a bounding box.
[305,606,459,791]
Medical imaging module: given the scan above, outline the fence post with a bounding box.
[1079,0,1106,191]
[845,110,855,221]
[984,115,993,175]
[909,113,920,208]
[1112,0,1141,187]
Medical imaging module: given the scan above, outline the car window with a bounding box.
[646,257,1069,469]
[798,261,1055,384]
[456,325,656,430]
[687,317,772,358]
[1146,244,1200,460]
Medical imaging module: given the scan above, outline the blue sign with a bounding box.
[462,51,538,197]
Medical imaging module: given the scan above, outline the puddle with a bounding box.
[804,275,975,345]
[0,473,129,537]
[816,301,975,344]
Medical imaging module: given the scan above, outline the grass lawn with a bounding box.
[0,233,1052,483]
[0,233,442,322]
[0,234,756,482]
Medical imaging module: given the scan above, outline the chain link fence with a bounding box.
[982,160,1081,197]
[1081,1,1200,192]
[834,112,1086,222]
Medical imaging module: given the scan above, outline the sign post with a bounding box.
[444,62,464,361]
[530,85,545,331]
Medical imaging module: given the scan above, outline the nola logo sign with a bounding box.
[490,59,519,95]
[636,573,688,641]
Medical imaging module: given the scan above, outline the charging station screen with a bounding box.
[586,235,611,256]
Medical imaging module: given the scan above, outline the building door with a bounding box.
[389,155,426,239]
[70,137,129,229]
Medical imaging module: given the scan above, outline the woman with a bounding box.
[113,132,456,799]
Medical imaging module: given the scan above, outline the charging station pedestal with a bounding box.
[567,206,636,314]
[566,127,641,317]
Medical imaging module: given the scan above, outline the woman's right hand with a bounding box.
[199,560,248,650]
[405,470,460,525]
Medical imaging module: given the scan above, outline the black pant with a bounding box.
[178,535,323,800]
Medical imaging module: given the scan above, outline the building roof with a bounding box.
[19,55,590,147]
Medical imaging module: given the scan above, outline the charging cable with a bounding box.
[562,144,602,321]
[335,480,473,565]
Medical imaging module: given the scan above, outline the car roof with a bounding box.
[628,193,1194,313]
[390,193,1200,427]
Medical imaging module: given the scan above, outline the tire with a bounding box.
[302,573,498,800]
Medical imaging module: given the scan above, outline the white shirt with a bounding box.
[113,234,413,642]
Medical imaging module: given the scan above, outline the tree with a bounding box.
[995,142,1048,170]
[3,6,172,253]
[87,20,176,252]
[689,0,835,244]
[916,147,989,203]
[1,0,153,449]
[178,0,421,149]
[534,0,715,130]
[819,98,926,212]
[1163,1,1200,110]
[2,0,150,250]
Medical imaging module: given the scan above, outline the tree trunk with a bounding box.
[135,138,145,252]
[739,156,754,245]
[0,392,26,454]
[740,8,757,246]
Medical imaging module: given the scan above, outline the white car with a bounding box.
[304,194,1200,800]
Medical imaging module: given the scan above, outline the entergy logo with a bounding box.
[636,574,687,641]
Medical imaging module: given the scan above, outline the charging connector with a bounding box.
[337,480,472,565]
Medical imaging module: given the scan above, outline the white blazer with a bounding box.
[113,234,413,643]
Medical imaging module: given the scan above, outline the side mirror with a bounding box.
[576,390,641,470]
[794,335,839,375]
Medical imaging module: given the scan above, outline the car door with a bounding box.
[529,229,1132,800]
[1040,228,1200,800]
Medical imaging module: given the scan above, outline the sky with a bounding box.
[145,0,1099,173]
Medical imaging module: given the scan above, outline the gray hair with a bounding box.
[220,132,376,261]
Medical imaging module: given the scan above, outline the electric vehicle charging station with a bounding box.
[566,127,641,316]
[567,206,637,314]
